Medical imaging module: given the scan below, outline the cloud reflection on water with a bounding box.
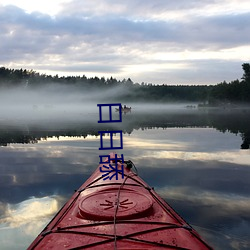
[0,196,59,228]
[0,127,250,249]
[0,196,62,250]
[153,150,250,166]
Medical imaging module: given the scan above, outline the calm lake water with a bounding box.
[0,104,250,249]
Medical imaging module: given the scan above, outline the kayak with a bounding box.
[28,153,213,249]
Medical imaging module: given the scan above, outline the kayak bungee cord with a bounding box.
[40,164,209,249]
[27,154,213,250]
[36,172,210,249]
[113,160,138,250]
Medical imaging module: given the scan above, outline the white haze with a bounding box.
[0,84,197,125]
[0,85,116,123]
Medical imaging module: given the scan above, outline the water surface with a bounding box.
[0,105,250,249]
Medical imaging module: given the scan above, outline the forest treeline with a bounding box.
[0,63,249,104]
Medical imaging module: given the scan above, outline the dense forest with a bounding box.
[0,63,250,104]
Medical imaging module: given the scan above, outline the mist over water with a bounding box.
[1,84,250,149]
[0,85,97,122]
[0,84,250,249]
[0,84,197,124]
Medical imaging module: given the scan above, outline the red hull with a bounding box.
[28,153,213,249]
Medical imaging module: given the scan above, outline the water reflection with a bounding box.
[0,107,250,149]
[0,196,62,250]
[0,108,250,249]
[0,196,59,228]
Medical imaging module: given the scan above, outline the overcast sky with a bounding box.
[0,0,250,85]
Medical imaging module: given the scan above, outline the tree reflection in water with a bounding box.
[0,108,249,149]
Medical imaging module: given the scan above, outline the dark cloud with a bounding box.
[1,4,249,48]
[185,13,250,49]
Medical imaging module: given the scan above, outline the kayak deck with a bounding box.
[28,153,213,249]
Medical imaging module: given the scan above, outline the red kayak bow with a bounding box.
[28,153,213,249]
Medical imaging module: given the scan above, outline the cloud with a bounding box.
[0,1,250,84]
[4,5,247,49]
[58,0,245,19]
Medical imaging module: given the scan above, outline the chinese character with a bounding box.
[97,103,124,180]
[99,162,124,180]
[97,103,122,123]
[98,130,123,150]
[99,153,124,164]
